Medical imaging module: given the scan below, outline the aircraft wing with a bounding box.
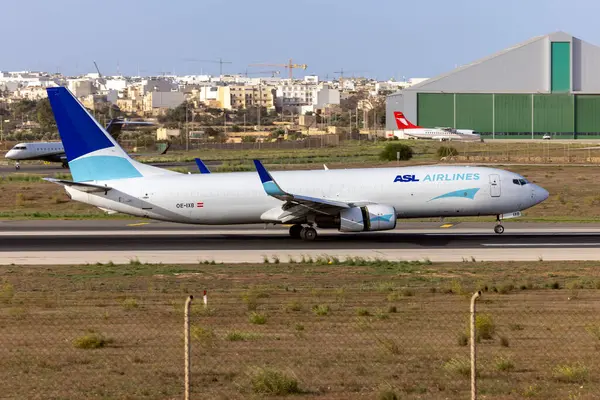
[43,178,112,193]
[253,160,365,220]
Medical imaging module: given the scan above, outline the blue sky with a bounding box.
[2,0,600,80]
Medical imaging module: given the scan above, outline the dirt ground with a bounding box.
[1,261,600,399]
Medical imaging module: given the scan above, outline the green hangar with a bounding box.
[386,31,600,139]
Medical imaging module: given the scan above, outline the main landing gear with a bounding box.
[61,162,69,169]
[494,215,504,234]
[289,224,318,241]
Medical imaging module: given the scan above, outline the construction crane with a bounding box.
[333,68,367,89]
[240,70,281,78]
[248,59,307,79]
[183,58,232,75]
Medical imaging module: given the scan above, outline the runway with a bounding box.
[1,220,600,264]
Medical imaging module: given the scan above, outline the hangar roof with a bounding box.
[405,31,600,94]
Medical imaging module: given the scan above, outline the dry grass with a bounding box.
[0,261,600,398]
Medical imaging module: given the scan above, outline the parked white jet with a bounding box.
[5,119,160,169]
[44,87,548,240]
[390,111,482,142]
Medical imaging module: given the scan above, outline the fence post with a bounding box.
[184,295,194,400]
[470,291,482,400]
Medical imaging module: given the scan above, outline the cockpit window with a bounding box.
[512,178,528,186]
[14,146,27,150]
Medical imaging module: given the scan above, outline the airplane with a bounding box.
[43,86,548,240]
[389,111,483,142]
[5,119,161,169]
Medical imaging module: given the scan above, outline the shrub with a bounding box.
[121,298,138,310]
[437,145,459,159]
[378,390,399,400]
[249,312,267,325]
[495,356,515,372]
[249,367,300,395]
[191,325,215,344]
[0,282,14,304]
[312,304,330,316]
[379,143,413,161]
[475,314,496,341]
[73,332,112,349]
[443,357,470,377]
[225,331,260,341]
[356,308,371,317]
[553,362,588,383]
[284,301,302,312]
[457,332,468,347]
[375,309,389,320]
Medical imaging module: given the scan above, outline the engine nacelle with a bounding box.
[339,204,397,232]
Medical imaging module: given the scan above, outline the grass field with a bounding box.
[134,139,600,166]
[2,162,600,222]
[1,260,600,399]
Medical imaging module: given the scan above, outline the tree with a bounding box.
[36,98,56,131]
[379,143,413,161]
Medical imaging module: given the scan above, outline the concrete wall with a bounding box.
[385,92,403,131]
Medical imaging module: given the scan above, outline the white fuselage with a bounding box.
[391,128,481,142]
[65,165,547,226]
[5,142,65,162]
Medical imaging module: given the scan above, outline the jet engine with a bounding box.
[316,204,397,232]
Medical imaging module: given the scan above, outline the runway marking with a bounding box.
[484,243,600,247]
[127,222,150,227]
[440,224,454,228]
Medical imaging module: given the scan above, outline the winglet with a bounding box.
[253,159,286,196]
[195,158,211,174]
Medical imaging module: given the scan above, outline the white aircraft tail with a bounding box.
[46,87,177,182]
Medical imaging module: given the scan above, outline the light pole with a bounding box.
[185,102,189,151]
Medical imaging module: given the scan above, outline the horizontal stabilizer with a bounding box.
[43,178,112,193]
[195,158,211,174]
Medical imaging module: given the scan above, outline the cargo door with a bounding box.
[489,174,501,197]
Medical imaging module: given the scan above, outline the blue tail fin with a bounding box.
[47,87,170,182]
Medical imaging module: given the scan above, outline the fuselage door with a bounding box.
[489,174,501,197]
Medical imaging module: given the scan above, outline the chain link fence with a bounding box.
[1,270,600,399]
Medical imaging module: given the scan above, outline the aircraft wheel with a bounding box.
[289,224,303,238]
[494,225,504,234]
[61,163,68,169]
[15,165,20,170]
[300,227,318,241]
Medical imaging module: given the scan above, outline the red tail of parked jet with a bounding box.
[393,111,421,129]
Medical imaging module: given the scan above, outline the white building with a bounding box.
[277,83,340,113]
[276,83,316,109]
[313,87,340,109]
[68,79,95,97]
[104,78,128,92]
[14,86,52,100]
[139,79,178,95]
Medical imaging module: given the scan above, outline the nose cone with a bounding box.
[532,184,549,204]
[5,150,15,160]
